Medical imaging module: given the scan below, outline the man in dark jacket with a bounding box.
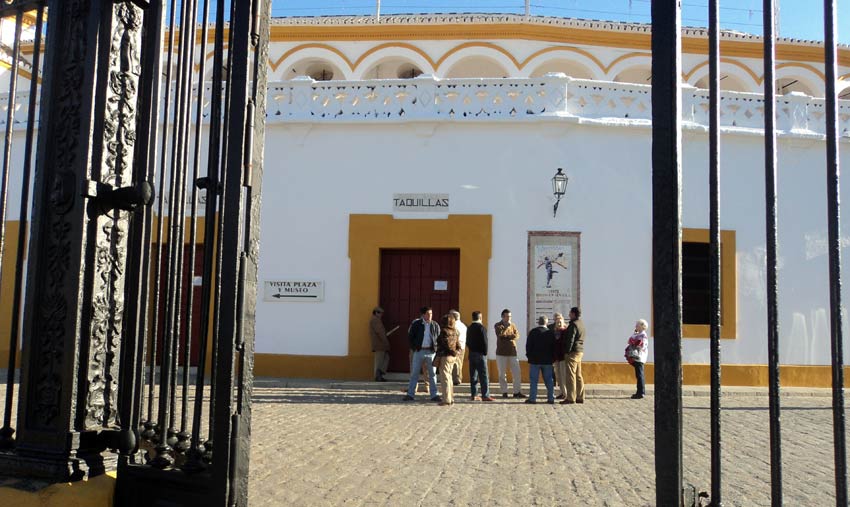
[465,311,494,401]
[525,316,556,404]
[561,306,586,404]
[404,306,441,402]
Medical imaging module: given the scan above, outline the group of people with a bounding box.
[369,305,649,404]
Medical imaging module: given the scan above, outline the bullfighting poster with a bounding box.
[527,231,580,326]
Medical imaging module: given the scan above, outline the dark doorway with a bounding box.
[379,249,460,372]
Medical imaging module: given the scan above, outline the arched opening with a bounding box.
[444,56,509,79]
[613,66,652,85]
[694,74,750,92]
[397,63,424,79]
[775,77,816,96]
[362,58,424,80]
[529,59,594,79]
[282,58,345,81]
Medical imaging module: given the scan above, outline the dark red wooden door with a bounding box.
[379,249,460,372]
[153,243,205,366]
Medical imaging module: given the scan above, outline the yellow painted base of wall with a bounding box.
[255,353,850,388]
[0,472,115,507]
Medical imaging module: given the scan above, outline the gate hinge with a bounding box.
[84,180,155,212]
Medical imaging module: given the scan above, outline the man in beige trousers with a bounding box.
[370,306,390,382]
[561,306,586,404]
[450,310,467,386]
[494,309,525,398]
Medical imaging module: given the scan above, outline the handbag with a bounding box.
[627,345,641,360]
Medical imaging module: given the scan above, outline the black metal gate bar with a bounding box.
[209,0,239,447]
[188,0,228,467]
[152,0,186,465]
[210,0,270,503]
[651,2,684,505]
[168,0,202,457]
[0,6,41,449]
[144,0,180,439]
[707,0,723,505]
[761,2,783,505]
[822,1,848,504]
[180,0,214,450]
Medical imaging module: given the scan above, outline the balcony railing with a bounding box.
[2,74,849,137]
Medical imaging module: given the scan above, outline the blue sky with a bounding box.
[259,0,850,44]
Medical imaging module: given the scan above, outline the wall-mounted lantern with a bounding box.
[552,167,568,217]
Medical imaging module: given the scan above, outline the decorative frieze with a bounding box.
[3,76,849,139]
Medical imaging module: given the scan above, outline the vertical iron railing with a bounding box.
[762,2,784,505]
[651,2,684,506]
[823,1,847,505]
[0,2,46,451]
[652,1,847,506]
[707,0,723,505]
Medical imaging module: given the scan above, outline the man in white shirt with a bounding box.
[450,309,467,386]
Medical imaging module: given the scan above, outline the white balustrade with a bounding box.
[267,74,568,121]
[568,80,652,122]
[0,92,36,130]
[1,75,849,139]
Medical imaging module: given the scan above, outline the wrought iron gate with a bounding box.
[652,2,846,506]
[0,0,271,505]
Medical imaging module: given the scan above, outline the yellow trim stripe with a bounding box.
[352,41,438,70]
[684,57,762,85]
[255,353,850,388]
[265,23,850,67]
[272,43,356,72]
[433,41,521,70]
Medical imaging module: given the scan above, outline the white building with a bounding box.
[2,13,850,386]
[252,14,850,386]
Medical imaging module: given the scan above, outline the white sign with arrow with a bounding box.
[263,280,324,302]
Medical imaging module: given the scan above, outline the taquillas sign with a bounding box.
[393,193,450,212]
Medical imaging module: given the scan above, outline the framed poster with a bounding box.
[527,231,580,327]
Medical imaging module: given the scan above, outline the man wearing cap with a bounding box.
[370,306,390,382]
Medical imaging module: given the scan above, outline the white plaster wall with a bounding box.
[681,133,850,365]
[255,116,850,365]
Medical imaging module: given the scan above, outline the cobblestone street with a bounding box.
[1,379,846,505]
[247,380,848,507]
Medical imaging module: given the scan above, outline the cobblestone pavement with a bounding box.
[247,380,848,507]
[1,378,847,506]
